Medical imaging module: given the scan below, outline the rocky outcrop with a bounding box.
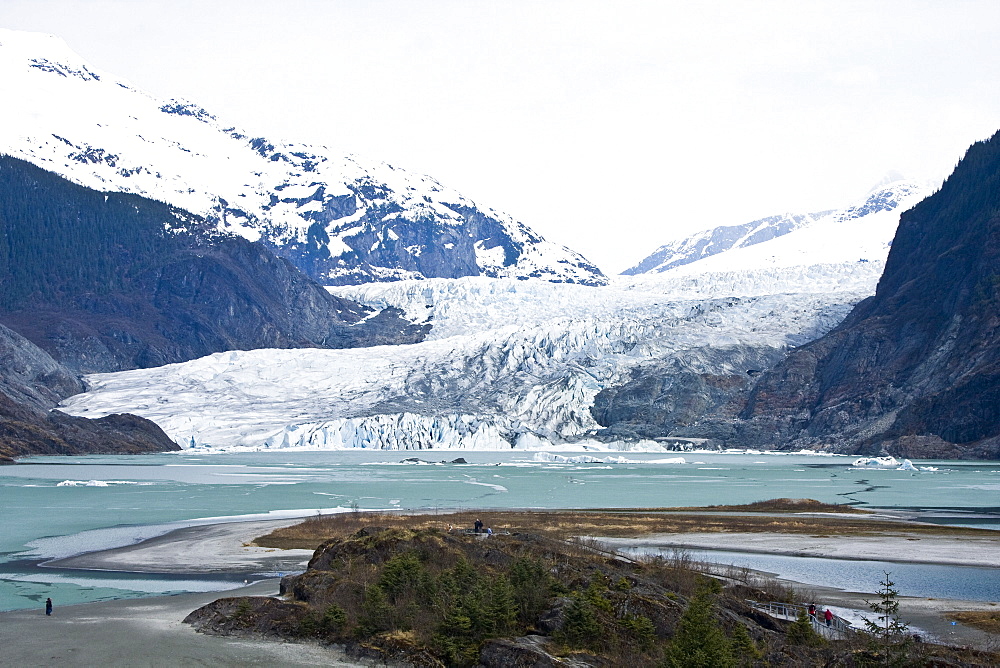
[0,323,179,461]
[0,156,427,373]
[183,527,745,665]
[591,345,786,441]
[734,132,1000,458]
[0,398,180,460]
[478,635,596,667]
[0,323,82,409]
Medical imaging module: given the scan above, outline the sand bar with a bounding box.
[47,518,316,574]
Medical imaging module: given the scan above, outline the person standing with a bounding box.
[824,608,833,627]
[45,598,52,616]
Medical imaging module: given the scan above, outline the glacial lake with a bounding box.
[1,450,998,612]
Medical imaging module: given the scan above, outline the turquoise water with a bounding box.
[1,450,998,611]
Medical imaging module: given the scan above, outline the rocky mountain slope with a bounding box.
[733,131,1000,459]
[0,156,427,374]
[0,323,177,462]
[0,28,604,286]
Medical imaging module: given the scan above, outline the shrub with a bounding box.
[787,611,824,646]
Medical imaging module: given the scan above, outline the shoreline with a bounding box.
[595,531,1000,569]
[45,517,316,574]
[3,510,998,662]
[0,579,371,667]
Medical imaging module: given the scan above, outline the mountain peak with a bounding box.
[866,169,907,192]
[0,28,605,287]
[622,180,928,277]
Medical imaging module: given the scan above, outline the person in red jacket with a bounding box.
[824,608,833,626]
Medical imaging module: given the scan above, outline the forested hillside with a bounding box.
[0,155,427,373]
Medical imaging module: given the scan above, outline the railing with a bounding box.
[747,600,854,639]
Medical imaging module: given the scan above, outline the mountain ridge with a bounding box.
[623,180,927,276]
[0,155,427,374]
[0,28,605,287]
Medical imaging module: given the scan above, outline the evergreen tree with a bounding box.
[730,621,762,666]
[662,577,735,668]
[861,572,912,667]
[558,592,602,649]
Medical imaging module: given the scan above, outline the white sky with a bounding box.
[3,1,999,274]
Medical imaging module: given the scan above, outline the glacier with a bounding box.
[61,263,880,451]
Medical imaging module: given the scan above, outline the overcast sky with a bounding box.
[3,1,999,273]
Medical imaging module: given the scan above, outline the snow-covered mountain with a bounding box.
[623,180,928,276]
[12,29,943,454]
[0,28,604,286]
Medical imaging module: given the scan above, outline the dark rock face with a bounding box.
[735,132,1000,458]
[183,597,309,638]
[0,156,428,373]
[478,635,585,667]
[591,346,786,442]
[0,323,179,460]
[0,323,82,409]
[0,386,179,461]
[277,194,606,287]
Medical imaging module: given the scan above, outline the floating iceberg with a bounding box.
[851,456,900,468]
[533,452,686,465]
[55,480,140,487]
[851,456,917,470]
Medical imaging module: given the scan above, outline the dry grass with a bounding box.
[253,500,996,550]
[697,497,872,514]
[947,610,1000,634]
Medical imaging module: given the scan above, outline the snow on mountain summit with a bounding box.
[623,180,929,276]
[0,28,605,286]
